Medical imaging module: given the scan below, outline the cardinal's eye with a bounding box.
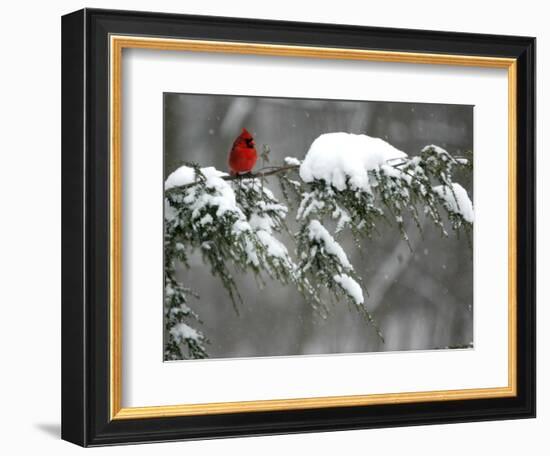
[247,139,255,147]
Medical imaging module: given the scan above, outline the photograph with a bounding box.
[163,93,474,361]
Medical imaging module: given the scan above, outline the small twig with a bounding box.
[228,164,300,180]
[391,155,469,168]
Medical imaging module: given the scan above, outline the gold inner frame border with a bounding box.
[109,35,517,420]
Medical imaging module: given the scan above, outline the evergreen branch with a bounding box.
[165,153,470,196]
[165,164,300,196]
[163,141,473,359]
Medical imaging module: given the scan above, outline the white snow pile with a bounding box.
[284,156,301,166]
[307,219,352,270]
[164,166,228,190]
[333,274,364,305]
[166,166,247,223]
[433,183,474,223]
[170,322,200,342]
[299,132,407,192]
[165,165,200,190]
[256,230,289,259]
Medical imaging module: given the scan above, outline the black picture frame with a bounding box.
[62,8,535,447]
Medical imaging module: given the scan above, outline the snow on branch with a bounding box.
[433,183,474,224]
[299,132,407,192]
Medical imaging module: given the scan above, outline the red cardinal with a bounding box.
[228,128,258,175]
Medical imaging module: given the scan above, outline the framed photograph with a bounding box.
[61,8,535,446]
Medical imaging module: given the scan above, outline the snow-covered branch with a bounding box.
[164,163,300,196]
[164,132,474,359]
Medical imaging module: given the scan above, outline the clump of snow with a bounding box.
[307,219,352,270]
[168,304,192,316]
[249,205,286,233]
[165,166,196,190]
[166,165,247,223]
[257,230,289,259]
[165,166,228,190]
[299,132,407,192]
[243,239,260,266]
[231,220,251,235]
[170,322,200,342]
[333,274,364,305]
[433,183,474,223]
[284,156,301,166]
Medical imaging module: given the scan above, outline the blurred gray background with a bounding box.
[164,93,473,359]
